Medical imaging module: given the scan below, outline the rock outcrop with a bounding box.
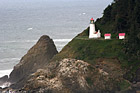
[0,75,8,86]
[8,35,58,88]
[23,59,90,93]
[20,58,128,93]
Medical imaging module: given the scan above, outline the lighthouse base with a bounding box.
[89,33,101,39]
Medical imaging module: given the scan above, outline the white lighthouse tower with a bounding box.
[89,18,96,38]
[89,18,101,38]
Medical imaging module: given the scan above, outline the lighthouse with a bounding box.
[89,18,96,38]
[89,18,101,38]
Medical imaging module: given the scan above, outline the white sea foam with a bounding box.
[79,13,86,16]
[0,39,71,43]
[56,45,65,47]
[82,13,86,15]
[0,69,13,78]
[53,39,72,42]
[0,40,37,43]
[0,58,20,63]
[27,28,33,30]
[0,82,11,88]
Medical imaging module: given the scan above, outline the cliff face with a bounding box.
[0,75,8,86]
[9,35,58,88]
[22,58,127,93]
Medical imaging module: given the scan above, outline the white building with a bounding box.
[119,33,125,39]
[104,34,111,39]
[89,18,101,38]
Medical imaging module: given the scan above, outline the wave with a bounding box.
[79,12,86,16]
[0,69,13,78]
[53,39,72,42]
[0,58,20,63]
[56,44,66,47]
[82,13,86,15]
[1,40,37,43]
[0,39,72,43]
[27,28,33,30]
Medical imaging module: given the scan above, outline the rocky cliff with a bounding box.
[20,58,128,93]
[0,75,8,86]
[9,35,58,88]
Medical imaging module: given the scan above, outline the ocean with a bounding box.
[0,0,112,77]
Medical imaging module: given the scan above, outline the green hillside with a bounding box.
[96,0,140,61]
[53,29,126,65]
[53,27,138,79]
[52,28,133,91]
[95,0,140,81]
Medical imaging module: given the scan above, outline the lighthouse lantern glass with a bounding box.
[90,20,94,24]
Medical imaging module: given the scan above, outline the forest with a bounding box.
[96,0,140,62]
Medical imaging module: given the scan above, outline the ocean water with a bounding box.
[0,0,112,77]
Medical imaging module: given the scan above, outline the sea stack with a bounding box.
[9,35,58,89]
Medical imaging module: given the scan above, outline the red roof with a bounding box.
[90,18,94,21]
[104,34,111,36]
[94,32,98,34]
[119,33,125,36]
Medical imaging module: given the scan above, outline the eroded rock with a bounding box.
[9,35,58,89]
[21,58,127,93]
[0,75,8,86]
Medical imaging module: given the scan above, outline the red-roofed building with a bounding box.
[119,33,125,39]
[104,34,111,39]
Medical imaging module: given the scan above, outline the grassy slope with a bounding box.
[51,28,133,91]
[50,0,140,90]
[53,28,128,68]
[94,0,140,82]
[95,20,140,81]
[52,27,140,82]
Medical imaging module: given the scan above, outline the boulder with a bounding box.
[9,35,58,88]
